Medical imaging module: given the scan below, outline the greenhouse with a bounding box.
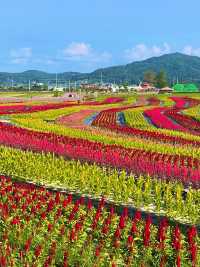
[173,83,199,92]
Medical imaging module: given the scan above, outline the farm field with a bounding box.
[0,92,199,267]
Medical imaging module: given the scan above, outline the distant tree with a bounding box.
[143,70,156,84]
[122,82,129,90]
[156,71,168,88]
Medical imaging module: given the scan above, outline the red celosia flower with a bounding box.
[55,192,60,204]
[176,255,181,267]
[60,225,65,236]
[127,235,133,246]
[102,225,109,235]
[157,218,168,249]
[24,238,32,252]
[123,207,128,217]
[134,211,141,222]
[114,228,121,239]
[110,206,115,216]
[47,199,55,212]
[62,250,69,267]
[131,221,138,235]
[0,255,7,267]
[187,226,198,265]
[79,196,85,205]
[40,211,46,219]
[87,199,93,210]
[95,246,101,257]
[62,198,69,208]
[143,216,152,247]
[172,226,181,251]
[70,229,76,241]
[34,245,42,257]
[119,216,125,229]
[48,223,53,232]
[11,216,20,225]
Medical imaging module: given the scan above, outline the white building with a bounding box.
[53,87,64,92]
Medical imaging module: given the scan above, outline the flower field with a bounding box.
[0,94,200,266]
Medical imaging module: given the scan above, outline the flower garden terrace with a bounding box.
[2,95,200,185]
[0,93,200,266]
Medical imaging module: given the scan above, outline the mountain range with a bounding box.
[1,53,200,85]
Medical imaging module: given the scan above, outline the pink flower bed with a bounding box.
[57,110,96,129]
[144,107,187,132]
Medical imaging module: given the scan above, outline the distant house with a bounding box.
[158,87,174,94]
[135,82,156,92]
[80,83,99,90]
[127,85,138,91]
[80,83,119,92]
[109,84,120,92]
[53,87,64,92]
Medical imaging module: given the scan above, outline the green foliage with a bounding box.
[156,70,168,88]
[143,70,157,85]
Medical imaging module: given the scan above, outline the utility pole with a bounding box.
[69,80,71,92]
[29,80,31,92]
[56,73,58,89]
[65,81,67,92]
[75,81,77,91]
[101,72,103,85]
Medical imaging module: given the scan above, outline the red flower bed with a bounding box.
[147,97,161,106]
[0,122,199,187]
[166,109,200,135]
[0,97,124,115]
[170,97,200,109]
[144,107,187,132]
[144,97,200,135]
[101,97,124,104]
[0,176,198,266]
[0,102,76,115]
[92,100,200,148]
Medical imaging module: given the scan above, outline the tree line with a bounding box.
[143,70,168,88]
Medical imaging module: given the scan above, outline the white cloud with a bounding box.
[124,43,171,62]
[10,47,32,64]
[63,42,91,58]
[183,45,200,57]
[61,42,112,65]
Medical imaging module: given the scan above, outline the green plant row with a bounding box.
[0,145,199,225]
[183,105,200,120]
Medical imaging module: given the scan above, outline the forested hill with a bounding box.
[1,53,200,84]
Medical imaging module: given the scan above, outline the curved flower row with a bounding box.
[144,97,200,135]
[166,109,200,135]
[0,176,199,266]
[0,121,200,187]
[0,97,124,115]
[92,101,200,148]
[144,107,187,132]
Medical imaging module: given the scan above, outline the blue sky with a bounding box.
[1,0,200,73]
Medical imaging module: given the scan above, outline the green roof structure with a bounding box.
[173,83,199,92]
